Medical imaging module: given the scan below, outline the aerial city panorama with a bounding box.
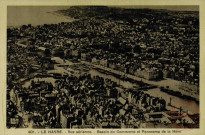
[7,6,199,128]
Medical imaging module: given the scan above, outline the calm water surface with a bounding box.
[89,69,199,114]
[8,6,73,27]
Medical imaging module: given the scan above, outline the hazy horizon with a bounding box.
[8,6,199,27]
[117,6,199,11]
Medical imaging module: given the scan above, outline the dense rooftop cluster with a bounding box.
[8,74,168,128]
[7,7,199,128]
[8,7,199,85]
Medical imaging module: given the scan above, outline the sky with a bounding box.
[117,6,199,11]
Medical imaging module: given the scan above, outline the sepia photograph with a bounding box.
[6,5,199,129]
